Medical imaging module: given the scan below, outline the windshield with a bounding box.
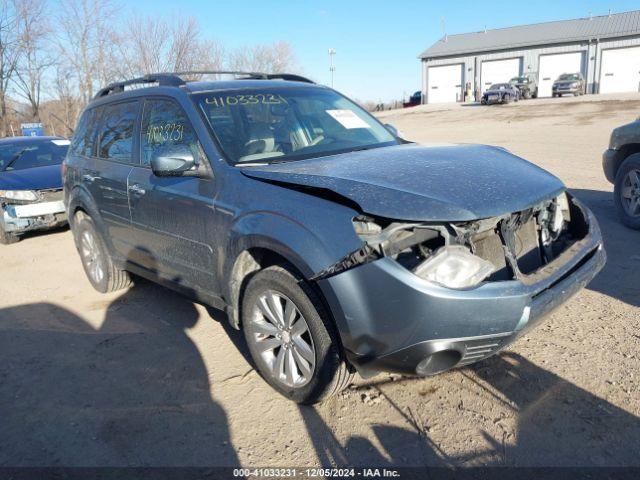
[194,87,398,164]
[558,74,580,81]
[0,139,69,172]
[489,84,509,90]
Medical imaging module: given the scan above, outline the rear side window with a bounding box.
[71,108,97,157]
[140,99,200,167]
[95,101,139,162]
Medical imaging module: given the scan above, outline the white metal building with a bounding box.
[419,11,640,104]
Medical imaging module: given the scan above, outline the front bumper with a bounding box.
[2,200,67,235]
[602,148,622,183]
[319,202,605,377]
[483,95,504,104]
[553,87,580,95]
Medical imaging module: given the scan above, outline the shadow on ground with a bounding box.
[570,188,640,307]
[0,282,238,467]
[297,351,640,467]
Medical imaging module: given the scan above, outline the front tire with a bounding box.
[242,264,353,404]
[614,155,640,230]
[73,211,131,293]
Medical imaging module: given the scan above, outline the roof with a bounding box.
[420,10,640,59]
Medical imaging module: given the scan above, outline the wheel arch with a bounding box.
[225,238,318,330]
[66,185,115,255]
[616,146,640,178]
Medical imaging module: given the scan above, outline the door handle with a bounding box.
[129,184,146,196]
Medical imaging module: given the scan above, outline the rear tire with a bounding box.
[614,155,640,230]
[73,211,131,293]
[242,264,353,404]
[0,223,19,245]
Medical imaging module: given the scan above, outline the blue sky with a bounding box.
[127,0,640,102]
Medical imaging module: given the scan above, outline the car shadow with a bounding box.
[569,188,640,307]
[296,351,640,467]
[0,282,239,467]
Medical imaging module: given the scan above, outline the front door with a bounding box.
[128,98,219,295]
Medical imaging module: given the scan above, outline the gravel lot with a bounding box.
[1,93,639,468]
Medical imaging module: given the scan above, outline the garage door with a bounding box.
[600,46,640,94]
[481,58,522,93]
[538,52,584,97]
[427,64,463,104]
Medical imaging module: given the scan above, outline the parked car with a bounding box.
[481,83,520,105]
[603,118,640,229]
[64,72,605,404]
[509,75,538,99]
[552,73,585,97]
[403,91,422,108]
[0,136,69,244]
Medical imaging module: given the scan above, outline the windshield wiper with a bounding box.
[2,149,28,172]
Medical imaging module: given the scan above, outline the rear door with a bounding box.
[127,97,219,294]
[82,100,140,259]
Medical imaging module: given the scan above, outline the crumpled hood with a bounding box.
[241,144,565,222]
[0,164,63,191]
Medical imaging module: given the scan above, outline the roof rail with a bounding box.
[93,71,315,99]
[93,74,186,99]
[169,71,315,84]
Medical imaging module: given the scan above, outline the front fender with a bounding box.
[225,211,360,281]
[222,209,362,331]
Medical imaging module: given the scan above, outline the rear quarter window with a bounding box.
[71,108,97,157]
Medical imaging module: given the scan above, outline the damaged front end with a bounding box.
[312,192,594,289]
[1,188,67,237]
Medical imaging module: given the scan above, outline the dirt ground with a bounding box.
[1,93,639,468]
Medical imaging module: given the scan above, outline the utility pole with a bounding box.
[328,48,336,88]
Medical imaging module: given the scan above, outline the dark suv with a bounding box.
[64,72,605,404]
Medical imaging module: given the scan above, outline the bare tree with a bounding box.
[56,0,118,105]
[228,41,298,73]
[12,0,54,121]
[114,16,224,79]
[51,64,80,135]
[0,0,20,136]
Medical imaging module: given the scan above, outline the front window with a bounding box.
[558,74,580,81]
[0,139,69,172]
[140,99,203,167]
[194,87,398,164]
[489,84,509,91]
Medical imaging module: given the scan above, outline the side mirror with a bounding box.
[150,145,196,177]
[385,123,399,137]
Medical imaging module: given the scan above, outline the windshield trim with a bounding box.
[190,85,401,167]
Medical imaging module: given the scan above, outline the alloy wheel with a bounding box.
[250,290,316,388]
[621,169,640,217]
[80,229,104,284]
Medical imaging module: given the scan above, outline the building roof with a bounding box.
[419,10,640,59]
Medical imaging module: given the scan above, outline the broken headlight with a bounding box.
[0,189,39,202]
[413,245,495,289]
